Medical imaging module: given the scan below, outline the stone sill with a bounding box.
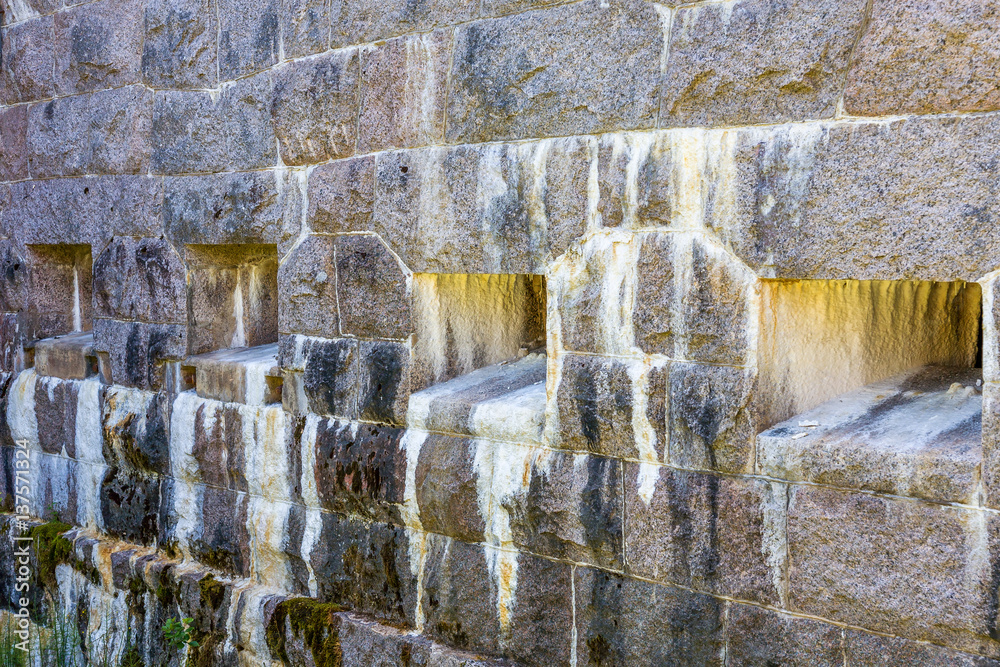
[758,365,982,504]
[182,343,282,406]
[33,331,98,380]
[407,352,546,444]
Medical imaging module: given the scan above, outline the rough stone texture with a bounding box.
[301,337,359,418]
[330,0,474,49]
[357,340,411,426]
[787,485,998,656]
[277,235,339,339]
[272,50,359,166]
[0,106,28,181]
[152,90,228,175]
[34,331,96,380]
[556,353,666,460]
[307,156,376,234]
[92,237,187,324]
[661,0,868,127]
[415,434,485,542]
[447,0,663,143]
[844,0,1000,116]
[53,0,144,94]
[574,567,725,666]
[845,630,1000,667]
[668,362,758,474]
[358,31,450,153]
[162,172,301,251]
[93,319,187,390]
[0,16,55,105]
[280,0,328,59]
[218,0,279,80]
[719,117,1000,282]
[335,234,410,340]
[726,604,844,666]
[624,465,786,604]
[142,0,219,90]
[219,71,277,170]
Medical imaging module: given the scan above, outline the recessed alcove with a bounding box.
[412,273,547,390]
[758,278,981,430]
[185,244,279,356]
[183,244,281,405]
[26,244,93,339]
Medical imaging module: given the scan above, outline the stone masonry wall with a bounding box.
[3,0,1000,665]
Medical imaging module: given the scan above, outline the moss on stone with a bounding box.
[198,574,226,611]
[26,521,73,591]
[265,598,346,667]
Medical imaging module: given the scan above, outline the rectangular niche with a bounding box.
[412,273,546,388]
[759,278,981,429]
[186,244,279,356]
[27,244,93,339]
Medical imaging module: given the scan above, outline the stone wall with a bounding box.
[3,0,1000,665]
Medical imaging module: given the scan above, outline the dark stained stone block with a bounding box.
[93,319,187,390]
[53,0,144,94]
[358,340,411,426]
[218,0,278,80]
[142,0,218,89]
[415,434,485,543]
[0,16,55,105]
[300,337,359,419]
[92,237,187,325]
[101,468,161,546]
[727,604,844,666]
[102,385,172,477]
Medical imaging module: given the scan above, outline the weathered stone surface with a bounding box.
[101,468,161,545]
[34,332,96,381]
[358,31,450,153]
[219,70,277,170]
[330,0,474,49]
[301,337,358,418]
[556,354,666,460]
[668,362,757,474]
[142,0,218,89]
[188,344,281,405]
[501,445,623,569]
[27,85,153,178]
[358,340,411,426]
[102,384,172,477]
[373,144,553,274]
[845,629,1000,667]
[480,0,575,17]
[335,234,410,339]
[33,374,80,454]
[277,235,339,338]
[53,0,144,94]
[409,354,545,439]
[421,536,574,665]
[162,171,301,250]
[632,232,756,364]
[186,483,251,575]
[718,117,1000,282]
[625,465,786,604]
[844,0,1000,116]
[23,243,92,339]
[218,0,278,80]
[4,176,163,245]
[0,315,27,372]
[0,0,60,25]
[309,512,417,625]
[0,16,54,105]
[787,485,998,655]
[447,1,662,143]
[280,0,328,59]
[93,319,187,390]
[307,156,375,234]
[759,366,982,504]
[272,51,359,166]
[92,237,187,324]
[0,241,28,314]
[152,91,228,175]
[727,604,844,666]
[0,106,28,181]
[661,0,867,127]
[984,382,1000,510]
[574,568,725,666]
[415,434,485,543]
[312,419,406,522]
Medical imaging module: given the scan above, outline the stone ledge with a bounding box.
[758,365,982,504]
[184,343,281,406]
[33,331,97,380]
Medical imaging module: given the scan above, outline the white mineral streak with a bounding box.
[477,145,512,270]
[231,270,247,348]
[71,265,82,332]
[5,0,38,22]
[622,133,655,229]
[469,384,552,640]
[981,269,1000,382]
[170,391,216,556]
[246,404,292,590]
[8,369,39,447]
[243,357,276,406]
[526,140,551,266]
[299,415,323,597]
[406,33,443,143]
[759,482,789,607]
[399,413,429,630]
[629,359,667,506]
[74,378,104,529]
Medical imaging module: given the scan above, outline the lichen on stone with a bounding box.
[265,598,346,667]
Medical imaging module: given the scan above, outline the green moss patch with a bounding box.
[265,598,346,667]
[26,521,73,591]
